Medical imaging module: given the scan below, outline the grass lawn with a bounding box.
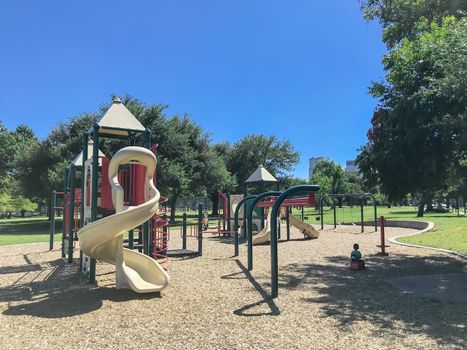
[293,206,467,254]
[1,207,465,254]
[0,216,63,246]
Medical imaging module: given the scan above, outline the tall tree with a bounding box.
[227,134,300,192]
[311,159,351,196]
[358,3,467,216]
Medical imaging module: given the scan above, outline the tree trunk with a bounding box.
[210,191,219,216]
[417,194,427,217]
[169,195,177,223]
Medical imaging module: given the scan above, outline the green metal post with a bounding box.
[129,229,134,249]
[80,133,88,227]
[68,165,75,263]
[89,125,99,283]
[320,197,324,230]
[269,185,319,298]
[61,168,69,258]
[360,201,364,233]
[197,204,203,256]
[247,192,281,271]
[49,190,56,251]
[333,204,337,228]
[233,195,256,257]
[286,207,290,241]
[182,213,187,250]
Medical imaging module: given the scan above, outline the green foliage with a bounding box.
[311,159,350,195]
[361,0,467,48]
[357,10,467,215]
[226,134,300,192]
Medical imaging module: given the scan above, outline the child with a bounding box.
[350,243,365,270]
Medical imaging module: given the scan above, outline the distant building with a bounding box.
[309,156,327,178]
[345,160,359,173]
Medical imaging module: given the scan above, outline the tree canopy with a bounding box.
[358,1,467,216]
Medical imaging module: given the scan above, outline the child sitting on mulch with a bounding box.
[350,243,365,270]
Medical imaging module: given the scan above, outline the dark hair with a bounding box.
[353,243,359,250]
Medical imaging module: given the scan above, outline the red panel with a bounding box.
[132,164,147,205]
[100,157,114,210]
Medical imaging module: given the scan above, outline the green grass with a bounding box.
[0,216,63,245]
[292,206,467,254]
[1,207,465,254]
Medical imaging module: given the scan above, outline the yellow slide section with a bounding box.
[289,214,319,239]
[252,215,271,245]
[78,146,170,293]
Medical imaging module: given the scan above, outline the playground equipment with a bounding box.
[78,146,169,292]
[167,204,203,258]
[269,185,320,298]
[50,97,189,290]
[246,191,319,270]
[320,193,377,233]
[49,190,64,251]
[376,216,390,256]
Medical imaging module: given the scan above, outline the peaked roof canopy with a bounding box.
[72,140,105,166]
[90,96,146,137]
[245,165,278,183]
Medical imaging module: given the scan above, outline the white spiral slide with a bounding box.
[78,146,170,293]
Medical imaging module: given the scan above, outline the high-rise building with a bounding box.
[309,157,326,178]
[345,160,359,173]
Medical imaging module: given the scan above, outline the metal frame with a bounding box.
[269,185,319,298]
[319,193,377,233]
[246,191,281,270]
[232,195,257,256]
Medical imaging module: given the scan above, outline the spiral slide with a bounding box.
[78,147,170,293]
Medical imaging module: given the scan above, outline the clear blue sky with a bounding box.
[0,0,386,179]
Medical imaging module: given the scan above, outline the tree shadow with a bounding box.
[1,259,160,319]
[222,259,280,317]
[277,253,466,348]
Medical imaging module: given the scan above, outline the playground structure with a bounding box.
[320,193,378,233]
[48,97,201,292]
[78,146,169,292]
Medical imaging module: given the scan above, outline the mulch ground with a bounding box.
[0,224,466,350]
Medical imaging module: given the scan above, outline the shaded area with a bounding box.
[386,273,467,304]
[277,253,467,348]
[222,259,280,317]
[1,258,159,319]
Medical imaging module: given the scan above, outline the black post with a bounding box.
[286,208,290,241]
[320,196,324,230]
[301,206,304,221]
[182,212,187,250]
[198,204,203,256]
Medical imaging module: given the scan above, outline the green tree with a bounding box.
[358,9,467,216]
[361,0,467,48]
[227,134,300,192]
[311,160,350,196]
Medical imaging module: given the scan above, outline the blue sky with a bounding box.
[0,1,386,179]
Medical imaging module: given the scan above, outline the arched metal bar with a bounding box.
[270,185,319,298]
[319,194,338,229]
[233,195,257,256]
[246,191,282,270]
[359,193,377,231]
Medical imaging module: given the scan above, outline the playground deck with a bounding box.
[0,225,465,350]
